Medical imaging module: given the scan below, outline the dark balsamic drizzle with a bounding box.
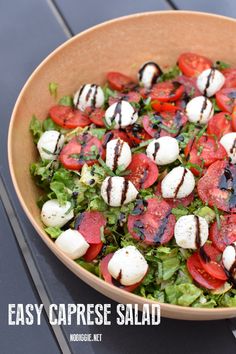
[230,138,236,155]
[169,81,181,97]
[138,61,163,87]
[75,84,85,107]
[118,212,126,226]
[116,269,122,282]
[199,246,211,263]
[185,137,195,161]
[132,199,148,215]
[113,139,124,171]
[199,97,208,123]
[203,68,215,96]
[120,179,129,205]
[194,215,201,249]
[52,133,62,155]
[174,168,187,199]
[74,213,84,230]
[106,177,112,205]
[110,100,123,127]
[153,209,171,245]
[133,220,145,240]
[85,84,96,105]
[152,141,160,161]
[218,164,236,210]
[102,131,114,148]
[91,85,98,108]
[139,168,148,189]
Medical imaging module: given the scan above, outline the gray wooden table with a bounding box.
[0,1,236,353]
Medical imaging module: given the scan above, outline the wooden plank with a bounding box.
[55,0,171,34]
[171,0,236,17]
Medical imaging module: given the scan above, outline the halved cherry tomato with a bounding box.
[187,253,225,289]
[178,52,213,77]
[222,68,236,88]
[142,111,187,138]
[126,124,151,145]
[149,81,184,102]
[128,198,176,245]
[107,72,136,91]
[86,107,105,127]
[125,153,158,190]
[175,75,201,97]
[207,112,232,139]
[216,87,236,113]
[59,133,105,170]
[155,183,194,208]
[49,105,90,129]
[199,244,227,280]
[232,106,236,131]
[108,91,141,105]
[151,101,179,112]
[83,242,103,262]
[100,253,143,292]
[102,130,131,147]
[197,160,236,213]
[76,211,106,244]
[184,135,227,176]
[209,214,236,252]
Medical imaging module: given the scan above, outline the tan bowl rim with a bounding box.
[8,10,236,317]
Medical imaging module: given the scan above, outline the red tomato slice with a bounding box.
[142,111,187,138]
[107,72,136,91]
[76,211,106,244]
[187,253,225,289]
[209,214,236,252]
[100,253,143,292]
[178,52,213,77]
[125,153,158,190]
[198,244,227,280]
[126,124,151,145]
[222,68,236,88]
[101,130,131,147]
[86,107,105,127]
[207,112,232,139]
[149,81,184,102]
[49,105,91,129]
[184,135,227,176]
[59,133,105,170]
[128,198,176,245]
[216,88,236,113]
[232,106,236,131]
[197,160,236,213]
[151,101,179,112]
[155,183,194,208]
[175,75,202,97]
[83,242,103,262]
[108,91,141,105]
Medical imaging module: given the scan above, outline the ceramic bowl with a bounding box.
[8,11,236,320]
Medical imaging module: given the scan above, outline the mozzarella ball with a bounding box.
[105,100,138,129]
[220,132,236,164]
[223,243,236,275]
[55,229,89,260]
[197,68,225,97]
[186,96,214,124]
[138,61,162,89]
[146,136,179,165]
[37,131,64,161]
[161,166,195,199]
[174,215,209,249]
[73,84,104,111]
[41,200,74,227]
[108,245,148,286]
[106,138,132,171]
[101,176,138,207]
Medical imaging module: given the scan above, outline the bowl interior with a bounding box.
[8,11,236,320]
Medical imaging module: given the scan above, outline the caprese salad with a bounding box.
[30,52,236,308]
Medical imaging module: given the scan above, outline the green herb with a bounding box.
[29,115,43,143]
[141,97,153,113]
[211,98,221,112]
[213,205,221,230]
[159,65,181,82]
[59,95,73,107]
[131,139,153,153]
[225,114,232,121]
[98,157,115,176]
[89,128,106,140]
[215,60,230,70]
[45,226,62,238]
[49,82,58,98]
[43,117,60,131]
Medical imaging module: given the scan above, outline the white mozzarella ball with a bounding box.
[197,68,225,97]
[106,138,132,171]
[101,176,138,207]
[73,84,104,111]
[186,96,214,124]
[105,100,138,129]
[138,61,162,89]
[146,136,179,165]
[37,131,64,161]
[161,166,195,199]
[223,243,236,275]
[55,229,89,260]
[41,200,74,228]
[108,245,148,286]
[174,215,208,249]
[220,132,236,164]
